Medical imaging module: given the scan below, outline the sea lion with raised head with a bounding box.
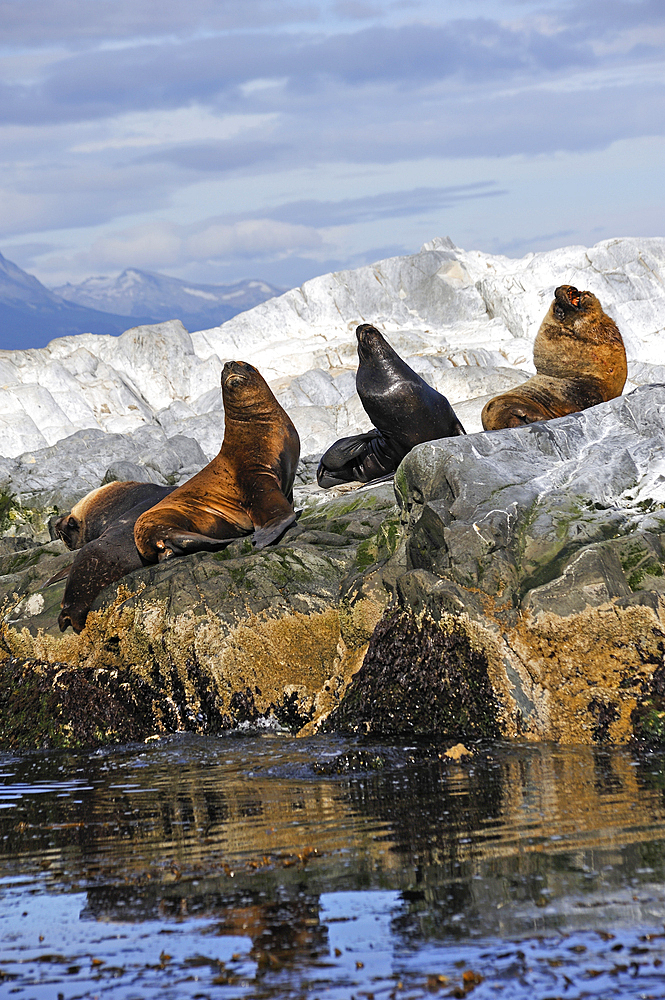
[317,324,465,488]
[58,488,176,633]
[134,361,300,562]
[481,285,627,431]
[52,480,173,550]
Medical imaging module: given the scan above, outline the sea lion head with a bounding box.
[222,360,281,421]
[53,511,83,549]
[356,324,394,365]
[552,285,600,323]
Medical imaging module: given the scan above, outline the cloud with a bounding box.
[48,181,506,273]
[0,158,177,238]
[258,183,507,227]
[0,17,600,126]
[75,217,323,270]
[2,0,665,291]
[0,0,321,46]
[138,139,288,172]
[0,241,60,267]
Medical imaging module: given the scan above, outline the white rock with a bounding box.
[0,237,663,483]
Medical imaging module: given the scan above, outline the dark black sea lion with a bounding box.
[317,324,465,488]
[58,488,176,633]
[134,361,300,563]
[52,480,173,550]
[481,285,627,430]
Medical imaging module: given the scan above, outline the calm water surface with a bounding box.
[1,734,665,999]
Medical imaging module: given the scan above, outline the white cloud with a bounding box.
[74,216,323,270]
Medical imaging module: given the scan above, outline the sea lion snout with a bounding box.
[59,606,84,634]
[356,324,386,362]
[356,324,381,347]
[222,360,257,387]
[53,513,81,548]
[554,284,587,310]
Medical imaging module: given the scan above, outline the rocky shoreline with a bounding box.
[3,236,665,750]
[1,384,665,750]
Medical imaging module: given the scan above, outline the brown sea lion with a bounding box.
[59,488,176,633]
[52,480,173,550]
[481,285,627,431]
[317,324,465,488]
[134,360,300,562]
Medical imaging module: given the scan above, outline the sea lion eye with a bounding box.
[553,303,565,321]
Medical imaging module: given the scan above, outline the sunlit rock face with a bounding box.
[1,237,664,505]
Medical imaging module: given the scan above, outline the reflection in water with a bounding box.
[1,736,665,998]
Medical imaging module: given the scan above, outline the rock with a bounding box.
[0,481,398,749]
[331,384,665,745]
[323,607,502,738]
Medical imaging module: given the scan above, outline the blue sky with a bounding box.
[0,0,663,289]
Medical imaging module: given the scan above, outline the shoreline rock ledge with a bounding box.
[3,385,665,748]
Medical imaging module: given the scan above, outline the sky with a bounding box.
[0,0,663,290]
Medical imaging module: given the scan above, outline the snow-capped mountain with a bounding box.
[53,269,283,331]
[0,252,153,351]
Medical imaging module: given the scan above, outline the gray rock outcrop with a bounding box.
[336,385,665,744]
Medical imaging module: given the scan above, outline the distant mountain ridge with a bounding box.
[0,252,157,351]
[0,252,284,351]
[53,269,284,332]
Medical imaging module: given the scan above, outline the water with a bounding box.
[1,734,665,999]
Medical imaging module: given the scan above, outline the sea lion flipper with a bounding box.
[156,530,241,559]
[252,512,297,550]
[45,564,73,586]
[317,430,386,487]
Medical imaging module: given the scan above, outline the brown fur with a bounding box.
[134,361,300,562]
[482,285,627,430]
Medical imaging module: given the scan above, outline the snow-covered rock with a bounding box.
[1,237,664,503]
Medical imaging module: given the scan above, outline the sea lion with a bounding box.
[59,489,176,633]
[317,324,466,488]
[52,480,173,550]
[481,285,627,430]
[134,360,300,562]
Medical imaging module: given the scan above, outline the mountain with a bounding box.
[52,269,284,332]
[0,252,157,351]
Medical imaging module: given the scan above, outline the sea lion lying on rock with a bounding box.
[134,360,300,562]
[58,488,176,633]
[317,324,465,488]
[481,285,627,430]
[52,481,173,550]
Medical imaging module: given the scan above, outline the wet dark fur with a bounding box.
[317,324,465,488]
[53,481,173,550]
[59,488,176,633]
